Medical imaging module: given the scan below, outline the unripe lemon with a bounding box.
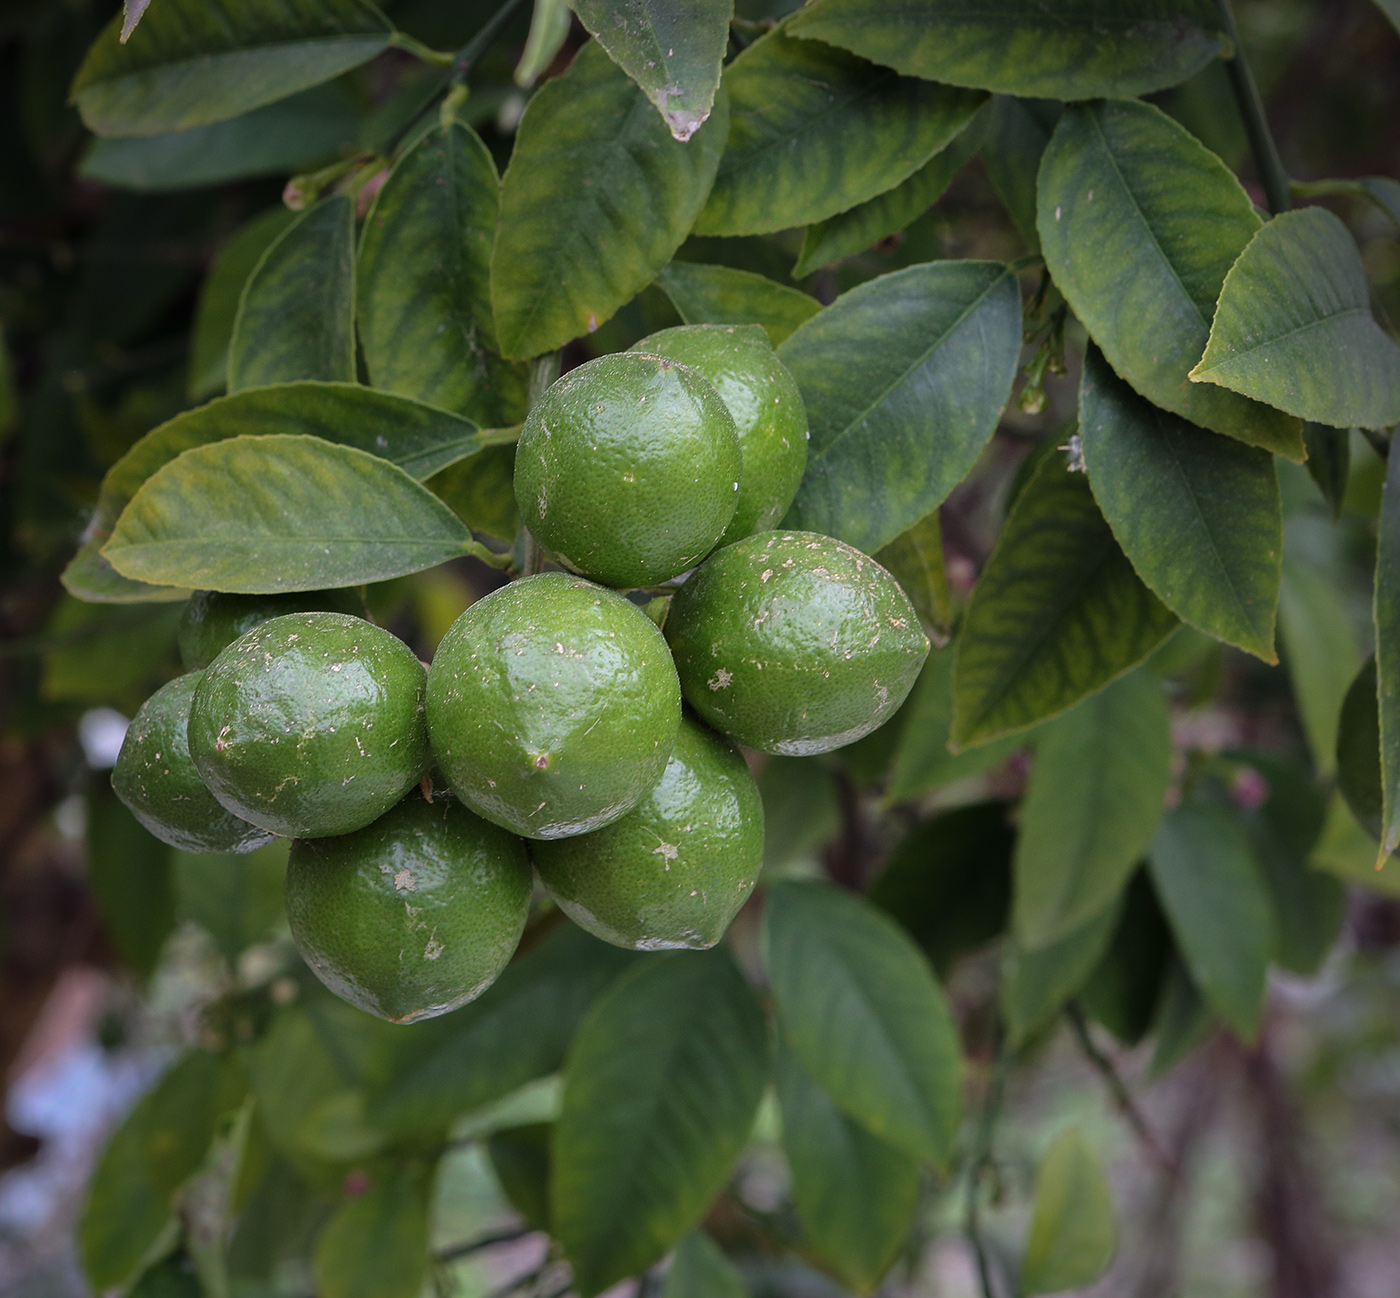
[426,573,681,839]
[664,531,930,754]
[178,588,363,671]
[112,671,276,854]
[188,612,430,838]
[631,324,807,546]
[513,351,741,588]
[533,714,762,950]
[286,791,532,1023]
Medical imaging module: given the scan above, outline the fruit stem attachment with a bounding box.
[1214,0,1291,216]
[452,0,531,85]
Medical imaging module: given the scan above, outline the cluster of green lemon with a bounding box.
[112,325,929,1023]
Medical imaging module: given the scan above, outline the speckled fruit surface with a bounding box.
[112,671,276,854]
[632,324,807,546]
[178,588,364,670]
[533,714,762,950]
[664,531,931,755]
[513,351,741,588]
[426,572,681,839]
[188,612,430,839]
[286,791,532,1023]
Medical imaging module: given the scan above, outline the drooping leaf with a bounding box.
[1337,656,1384,842]
[951,454,1179,748]
[1038,100,1305,459]
[1192,207,1400,430]
[655,262,820,346]
[571,0,731,142]
[71,0,393,138]
[314,1163,432,1298]
[552,950,768,1297]
[174,840,290,963]
[1079,871,1173,1046]
[102,435,475,593]
[765,881,963,1167]
[873,510,953,640]
[980,96,1061,249]
[778,261,1021,554]
[1079,345,1282,662]
[1001,902,1121,1047]
[696,24,984,237]
[492,40,728,360]
[1303,423,1351,521]
[516,0,572,88]
[86,786,175,976]
[662,1230,749,1298]
[1020,1128,1117,1295]
[1149,958,1213,1074]
[786,0,1225,100]
[487,1124,553,1232]
[1377,438,1400,860]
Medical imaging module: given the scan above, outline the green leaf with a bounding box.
[359,122,526,426]
[71,0,393,138]
[41,599,182,709]
[1014,671,1171,950]
[429,443,520,546]
[1313,790,1400,896]
[174,840,289,963]
[981,96,1060,249]
[696,24,985,237]
[1150,958,1213,1074]
[759,756,840,874]
[1037,100,1304,460]
[1001,903,1120,1047]
[102,435,474,593]
[874,510,953,640]
[655,262,820,346]
[1192,207,1400,431]
[786,0,1225,100]
[764,881,962,1167]
[229,196,355,390]
[1148,801,1273,1041]
[86,786,175,976]
[571,0,731,142]
[1079,872,1172,1046]
[1338,656,1384,842]
[552,950,768,1297]
[1080,344,1282,662]
[776,1045,919,1294]
[1360,174,1400,225]
[517,0,573,88]
[1377,437,1400,860]
[492,41,728,360]
[314,1162,432,1298]
[486,1124,553,1232]
[778,261,1021,554]
[1020,1128,1117,1295]
[951,454,1179,748]
[1303,423,1351,521]
[662,1230,749,1298]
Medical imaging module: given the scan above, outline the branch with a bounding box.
[1215,0,1292,216]
[963,1035,1010,1298]
[435,1225,535,1264]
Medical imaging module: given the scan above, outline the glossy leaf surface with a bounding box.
[1021,1127,1117,1294]
[655,262,820,345]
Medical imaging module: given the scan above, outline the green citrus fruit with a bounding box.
[532,714,763,950]
[112,671,276,854]
[513,351,741,588]
[188,612,430,838]
[664,531,930,754]
[426,572,681,839]
[178,588,364,671]
[285,790,532,1023]
[631,324,807,546]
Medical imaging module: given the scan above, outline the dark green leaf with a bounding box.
[314,1162,432,1298]
[1338,656,1383,841]
[1080,344,1282,662]
[86,786,175,976]
[103,435,475,593]
[655,262,820,346]
[1360,174,1400,225]
[41,599,182,708]
[174,840,289,963]
[71,0,392,138]
[951,454,1179,748]
[759,756,840,874]
[1303,423,1351,521]
[1079,872,1172,1046]
[552,950,768,1297]
[128,1253,202,1298]
[1001,903,1120,1047]
[1149,958,1212,1074]
[786,0,1224,100]
[765,881,962,1167]
[1192,207,1400,430]
[1038,100,1304,460]
[486,1124,552,1232]
[1020,1127,1117,1295]
[981,96,1060,249]
[874,510,953,640]
[492,41,728,360]
[229,196,355,390]
[778,261,1021,554]
[1377,437,1400,859]
[662,1230,749,1298]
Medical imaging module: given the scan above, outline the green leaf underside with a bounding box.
[764,881,963,1167]
[951,454,1179,749]
[71,0,392,138]
[1376,441,1400,859]
[1014,671,1171,950]
[314,1163,432,1298]
[1037,100,1305,460]
[786,0,1224,100]
[655,262,820,346]
[1192,206,1400,430]
[1149,802,1272,1040]
[661,1231,749,1298]
[571,0,731,142]
[516,0,572,89]
[1020,1128,1117,1294]
[492,41,728,360]
[552,950,767,1297]
[1079,345,1282,662]
[777,1045,919,1293]
[62,538,189,603]
[779,261,1021,554]
[229,196,356,391]
[102,435,473,593]
[980,95,1060,249]
[1001,902,1121,1046]
[696,24,985,237]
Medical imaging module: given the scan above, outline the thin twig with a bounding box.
[1215,0,1292,215]
[964,1035,1010,1298]
[435,1225,535,1263]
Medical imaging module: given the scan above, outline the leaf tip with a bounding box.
[662,107,710,143]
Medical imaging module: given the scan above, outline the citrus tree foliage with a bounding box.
[5,0,1399,1295]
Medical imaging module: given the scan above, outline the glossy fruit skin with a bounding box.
[286,791,532,1023]
[533,714,762,950]
[112,671,276,854]
[513,351,742,588]
[178,588,364,671]
[665,531,931,755]
[426,573,682,839]
[632,324,807,546]
[188,613,430,839]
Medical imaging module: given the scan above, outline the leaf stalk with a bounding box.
[1214,0,1292,216]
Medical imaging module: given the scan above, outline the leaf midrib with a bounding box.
[1196,306,1375,377]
